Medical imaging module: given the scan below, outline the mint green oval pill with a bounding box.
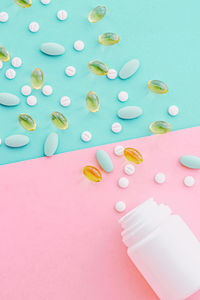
[40,43,65,56]
[96,150,113,173]
[119,59,140,80]
[117,106,143,119]
[0,93,20,106]
[5,134,29,147]
[180,155,200,169]
[44,132,58,157]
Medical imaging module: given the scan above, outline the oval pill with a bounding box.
[88,6,106,23]
[51,111,68,130]
[44,132,58,156]
[96,150,113,173]
[83,166,102,182]
[180,155,200,169]
[0,93,20,106]
[14,0,32,8]
[40,42,65,56]
[124,147,143,164]
[0,46,10,62]
[119,59,140,80]
[88,60,108,76]
[117,106,143,119]
[18,113,36,131]
[5,134,29,148]
[149,121,171,134]
[147,80,168,94]
[31,68,44,90]
[98,32,119,46]
[86,91,100,112]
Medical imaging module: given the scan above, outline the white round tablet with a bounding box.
[0,12,8,23]
[57,10,68,21]
[115,201,126,213]
[0,138,2,145]
[40,0,51,4]
[42,85,53,96]
[81,131,92,142]
[74,40,85,51]
[184,176,195,187]
[112,122,122,133]
[0,61,3,69]
[168,105,179,116]
[65,66,76,77]
[11,57,22,68]
[29,22,40,33]
[21,85,32,96]
[27,95,37,106]
[114,145,124,156]
[124,164,135,175]
[155,172,166,184]
[118,91,128,102]
[60,96,71,107]
[5,68,16,80]
[118,177,129,188]
[107,69,117,80]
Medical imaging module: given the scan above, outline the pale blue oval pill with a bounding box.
[119,59,140,79]
[117,106,143,119]
[180,155,200,169]
[96,150,113,173]
[44,132,59,156]
[0,93,20,106]
[5,135,29,148]
[40,42,65,56]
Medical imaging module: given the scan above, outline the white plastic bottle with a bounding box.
[119,198,200,300]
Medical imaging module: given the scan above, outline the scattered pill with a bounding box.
[168,105,179,116]
[29,22,40,33]
[184,176,195,187]
[74,40,85,51]
[0,46,10,62]
[0,138,2,145]
[147,80,168,94]
[31,68,44,89]
[0,12,8,22]
[118,177,129,188]
[124,164,135,175]
[18,113,36,131]
[83,166,102,182]
[51,111,68,130]
[42,85,53,96]
[57,10,68,21]
[27,95,37,106]
[0,61,3,69]
[60,96,71,107]
[5,68,16,79]
[0,93,20,106]
[112,122,122,133]
[124,147,143,164]
[44,132,58,156]
[98,32,119,46]
[21,85,32,96]
[149,121,171,134]
[5,134,29,148]
[86,91,100,112]
[12,57,22,68]
[114,145,124,156]
[65,66,76,77]
[154,172,166,184]
[40,0,51,4]
[118,91,128,102]
[81,131,92,142]
[118,106,143,119]
[14,0,32,8]
[115,201,126,213]
[40,42,65,56]
[107,69,117,80]
[88,5,106,23]
[119,59,140,80]
[180,155,200,169]
[96,150,113,173]
[88,60,108,76]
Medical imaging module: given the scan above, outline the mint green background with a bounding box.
[0,0,199,165]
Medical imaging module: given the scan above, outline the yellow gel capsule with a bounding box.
[14,0,32,8]
[0,46,10,62]
[88,60,108,76]
[147,80,168,94]
[88,6,106,23]
[18,113,36,131]
[51,111,68,130]
[31,68,44,90]
[124,147,143,164]
[86,92,100,112]
[83,166,102,182]
[98,33,119,46]
[149,121,171,134]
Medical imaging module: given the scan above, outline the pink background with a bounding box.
[0,127,200,300]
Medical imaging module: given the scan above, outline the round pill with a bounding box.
[115,201,126,213]
[57,10,68,21]
[5,68,16,79]
[124,164,135,175]
[168,105,179,116]
[29,22,40,33]
[118,91,128,102]
[155,172,166,184]
[42,85,53,96]
[107,69,117,80]
[0,61,3,69]
[40,0,51,4]
[118,177,129,188]
[184,176,195,187]
[81,131,92,142]
[11,57,22,68]
[27,95,37,106]
[21,85,32,96]
[60,96,71,107]
[74,40,85,51]
[112,122,122,133]
[0,138,2,145]
[114,145,124,156]
[0,12,8,23]
[65,66,76,77]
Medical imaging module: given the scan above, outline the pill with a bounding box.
[149,121,171,134]
[107,69,117,80]
[124,164,135,175]
[11,57,22,68]
[51,111,68,130]
[60,96,71,107]
[112,122,122,133]
[184,176,195,187]
[74,40,85,51]
[5,68,16,79]
[147,80,168,94]
[42,85,53,96]
[0,138,2,145]
[40,42,65,56]
[44,132,58,156]
[40,0,51,4]
[118,177,129,188]
[31,68,44,89]
[124,147,143,164]
[114,145,124,156]
[88,60,108,76]
[27,95,37,106]
[81,131,92,142]
[86,91,100,112]
[168,105,179,116]
[98,32,119,46]
[5,134,29,148]
[0,61,3,69]
[21,85,32,96]
[119,59,140,80]
[0,93,20,106]
[118,91,128,102]
[0,46,10,62]
[29,22,40,33]
[88,6,106,23]
[18,113,36,131]
[14,0,32,8]
[115,201,126,213]
[0,12,8,22]
[57,10,68,21]
[96,150,113,173]
[65,66,76,77]
[180,155,200,169]
[154,173,166,184]
[117,106,143,119]
[83,166,102,182]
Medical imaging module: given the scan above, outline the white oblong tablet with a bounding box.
[119,59,140,80]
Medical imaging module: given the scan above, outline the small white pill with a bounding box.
[5,68,16,79]
[57,10,68,21]
[184,176,195,187]
[27,95,37,106]
[81,131,92,142]
[118,91,128,102]
[0,12,8,23]
[155,172,166,184]
[11,57,22,68]
[42,85,53,96]
[168,105,179,116]
[107,69,117,80]
[0,138,2,145]
[74,40,85,51]
[112,122,122,133]
[114,145,124,156]
[40,0,51,4]
[21,85,32,96]
[118,177,129,188]
[29,22,40,33]
[65,66,76,77]
[0,61,3,69]
[60,96,71,107]
[124,164,135,175]
[115,201,126,213]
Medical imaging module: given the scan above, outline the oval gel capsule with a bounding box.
[86,91,100,112]
[98,33,119,46]
[88,60,108,76]
[18,113,36,131]
[124,147,143,164]
[149,121,171,134]
[51,111,68,130]
[147,80,168,94]
[96,150,113,173]
[88,6,106,23]
[14,0,32,8]
[31,68,44,90]
[0,46,10,62]
[83,166,102,182]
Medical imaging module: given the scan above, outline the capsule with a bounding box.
[98,33,119,46]
[31,68,44,90]
[88,60,108,76]
[86,92,100,112]
[88,6,106,23]
[147,80,168,94]
[51,111,68,130]
[14,0,32,8]
[124,147,143,164]
[0,46,10,62]
[18,113,36,131]
[83,166,102,182]
[149,121,171,134]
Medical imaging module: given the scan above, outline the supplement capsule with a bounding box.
[0,46,10,62]
[83,166,102,182]
[147,80,168,94]
[124,147,143,164]
[31,68,44,90]
[88,6,106,23]
[98,33,119,46]
[14,0,32,8]
[88,60,108,76]
[86,91,100,112]
[149,121,171,134]
[51,111,68,130]
[18,113,36,131]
